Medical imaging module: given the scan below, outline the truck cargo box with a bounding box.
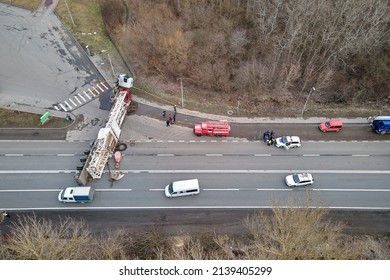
[58,186,95,203]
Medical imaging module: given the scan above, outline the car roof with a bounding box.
[289,136,300,142]
[298,173,313,181]
[327,120,343,125]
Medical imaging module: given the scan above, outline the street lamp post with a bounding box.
[101,50,115,78]
[301,87,316,118]
[178,78,184,107]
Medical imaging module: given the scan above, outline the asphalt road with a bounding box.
[1,141,389,211]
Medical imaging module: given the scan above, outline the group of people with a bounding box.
[263,130,276,146]
[163,105,177,126]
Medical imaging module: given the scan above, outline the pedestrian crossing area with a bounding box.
[53,81,111,112]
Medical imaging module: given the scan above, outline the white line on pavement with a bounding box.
[64,101,72,109]
[74,96,82,104]
[88,88,96,97]
[101,82,109,89]
[77,93,86,102]
[84,91,92,100]
[69,98,77,107]
[60,103,67,111]
[96,84,104,92]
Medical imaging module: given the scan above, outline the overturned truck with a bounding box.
[75,74,133,185]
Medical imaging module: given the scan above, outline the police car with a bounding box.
[274,136,301,149]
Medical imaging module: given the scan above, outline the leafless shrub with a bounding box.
[124,225,170,260]
[243,197,362,259]
[6,214,93,260]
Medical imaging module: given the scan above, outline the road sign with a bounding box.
[40,112,50,124]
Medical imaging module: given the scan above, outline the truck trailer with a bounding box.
[58,186,95,203]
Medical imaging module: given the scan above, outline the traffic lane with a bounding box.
[118,155,390,171]
[0,173,78,190]
[229,123,389,141]
[0,141,91,155]
[1,173,389,209]
[1,173,388,191]
[1,186,389,210]
[0,155,84,170]
[107,173,390,191]
[124,141,390,156]
[1,140,389,158]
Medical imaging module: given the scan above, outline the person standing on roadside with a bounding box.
[173,105,177,114]
[167,113,173,125]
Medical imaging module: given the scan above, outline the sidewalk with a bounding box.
[132,95,368,124]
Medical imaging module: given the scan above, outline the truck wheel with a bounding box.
[196,134,202,137]
[380,131,386,135]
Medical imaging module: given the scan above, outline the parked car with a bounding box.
[285,173,314,187]
[319,120,343,132]
[275,136,301,149]
[370,116,390,134]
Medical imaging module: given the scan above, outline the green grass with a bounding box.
[0,108,71,128]
[0,0,41,10]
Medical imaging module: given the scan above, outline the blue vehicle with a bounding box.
[371,116,390,135]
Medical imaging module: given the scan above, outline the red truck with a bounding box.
[194,120,231,137]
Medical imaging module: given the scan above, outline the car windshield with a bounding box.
[325,121,331,128]
[168,183,174,194]
[281,136,288,144]
[292,174,300,183]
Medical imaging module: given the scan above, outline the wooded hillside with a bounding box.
[102,0,389,115]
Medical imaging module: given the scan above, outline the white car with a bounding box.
[275,136,301,149]
[285,173,314,187]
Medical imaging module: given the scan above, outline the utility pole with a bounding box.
[178,78,184,107]
[301,87,316,118]
[102,50,115,78]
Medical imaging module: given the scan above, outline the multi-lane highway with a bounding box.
[1,140,389,211]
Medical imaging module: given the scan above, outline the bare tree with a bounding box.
[6,215,93,260]
[243,197,363,259]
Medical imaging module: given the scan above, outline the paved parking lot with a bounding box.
[0,3,104,108]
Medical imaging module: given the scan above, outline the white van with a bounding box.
[164,179,200,198]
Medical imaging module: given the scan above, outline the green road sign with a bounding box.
[40,112,50,124]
